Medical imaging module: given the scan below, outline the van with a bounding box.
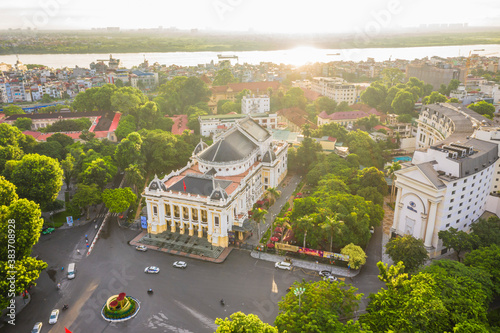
[67,263,76,279]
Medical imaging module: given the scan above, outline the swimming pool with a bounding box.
[392,156,412,162]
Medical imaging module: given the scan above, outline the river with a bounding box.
[0,44,499,69]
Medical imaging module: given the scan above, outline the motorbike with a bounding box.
[220,299,225,306]
[62,304,69,310]
[147,289,154,294]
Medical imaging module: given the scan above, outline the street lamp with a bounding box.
[293,287,305,310]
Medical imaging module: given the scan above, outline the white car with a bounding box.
[173,261,187,269]
[324,275,338,283]
[49,309,59,324]
[31,322,43,333]
[136,245,148,252]
[275,261,292,270]
[144,266,160,274]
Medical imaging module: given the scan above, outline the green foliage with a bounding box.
[355,115,380,131]
[464,245,500,297]
[111,86,147,115]
[0,124,26,173]
[275,280,364,333]
[212,68,237,86]
[346,130,384,169]
[33,140,64,160]
[289,137,322,173]
[186,106,208,134]
[124,164,145,193]
[381,68,405,87]
[315,96,337,114]
[385,235,428,273]
[468,100,495,119]
[102,187,136,213]
[72,183,102,219]
[3,154,63,210]
[3,105,25,116]
[115,132,143,171]
[158,76,211,114]
[397,114,413,123]
[284,87,307,109]
[311,122,348,142]
[80,158,116,190]
[470,215,500,248]
[438,227,478,262]
[13,117,32,131]
[341,243,366,269]
[42,118,91,133]
[391,90,415,114]
[0,175,18,206]
[423,91,448,104]
[215,312,278,333]
[79,129,96,142]
[219,101,240,114]
[361,82,387,110]
[115,114,137,141]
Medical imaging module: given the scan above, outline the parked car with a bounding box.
[31,322,43,333]
[173,261,187,269]
[42,227,55,235]
[319,270,332,277]
[324,275,338,283]
[275,261,292,270]
[135,245,148,252]
[49,309,59,324]
[144,266,160,274]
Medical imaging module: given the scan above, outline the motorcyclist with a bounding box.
[62,304,68,310]
[148,288,153,293]
[220,299,225,306]
[57,283,61,289]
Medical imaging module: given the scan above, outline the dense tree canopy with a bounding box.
[3,154,63,210]
[468,100,495,119]
[212,68,237,86]
[102,187,136,213]
[215,312,278,333]
[385,234,428,272]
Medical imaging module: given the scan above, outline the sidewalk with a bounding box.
[245,173,303,246]
[250,251,359,278]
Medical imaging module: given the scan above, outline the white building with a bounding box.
[143,117,288,248]
[199,113,278,137]
[311,77,357,105]
[241,95,270,114]
[392,103,500,258]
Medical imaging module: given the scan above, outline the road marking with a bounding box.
[272,278,278,293]
[175,300,218,331]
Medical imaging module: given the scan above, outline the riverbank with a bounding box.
[2,30,500,56]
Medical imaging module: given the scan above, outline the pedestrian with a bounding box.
[77,249,80,254]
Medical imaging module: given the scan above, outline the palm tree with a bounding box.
[385,161,401,204]
[297,215,314,248]
[265,187,281,205]
[321,214,344,252]
[251,207,268,240]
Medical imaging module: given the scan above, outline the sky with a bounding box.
[1,0,500,33]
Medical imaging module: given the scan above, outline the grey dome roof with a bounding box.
[193,139,209,155]
[262,149,277,163]
[148,175,167,192]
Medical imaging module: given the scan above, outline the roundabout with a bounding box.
[101,292,140,322]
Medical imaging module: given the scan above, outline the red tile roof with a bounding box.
[303,89,322,101]
[211,81,280,94]
[277,107,317,129]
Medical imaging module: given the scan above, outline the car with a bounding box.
[173,261,187,268]
[42,227,55,235]
[135,245,148,252]
[31,322,43,333]
[144,266,160,274]
[275,261,292,270]
[323,275,338,283]
[49,309,59,324]
[319,270,332,277]
[370,226,375,234]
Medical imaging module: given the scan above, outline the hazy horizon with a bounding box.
[2,0,500,34]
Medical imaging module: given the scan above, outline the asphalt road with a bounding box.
[6,217,322,333]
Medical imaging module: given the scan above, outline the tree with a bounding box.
[60,154,75,190]
[220,101,239,115]
[41,93,53,103]
[470,215,500,248]
[80,158,116,190]
[381,68,405,87]
[0,175,18,206]
[3,154,63,210]
[124,164,145,194]
[341,243,366,269]
[3,105,25,116]
[265,187,281,205]
[438,227,478,262]
[110,87,147,115]
[314,96,337,115]
[186,106,208,135]
[115,115,137,141]
[391,90,415,115]
[215,312,278,333]
[94,84,117,111]
[33,140,64,161]
[360,82,387,109]
[397,113,413,123]
[360,262,448,333]
[79,130,96,142]
[115,132,143,171]
[284,87,307,109]
[385,235,428,272]
[275,279,364,333]
[102,187,136,213]
[72,183,102,219]
[355,115,380,131]
[424,91,448,104]
[212,68,237,86]
[464,245,500,296]
[13,117,32,131]
[137,101,159,129]
[140,130,186,176]
[251,207,267,240]
[385,161,401,204]
[321,214,344,252]
[72,87,99,111]
[468,101,495,119]
[46,133,74,150]
[354,166,388,197]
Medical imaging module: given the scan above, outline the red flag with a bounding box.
[183,180,186,192]
[65,328,73,333]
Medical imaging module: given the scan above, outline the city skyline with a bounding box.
[1,0,500,33]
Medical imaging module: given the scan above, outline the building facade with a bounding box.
[143,118,288,247]
[199,113,278,137]
[311,77,357,105]
[241,95,270,114]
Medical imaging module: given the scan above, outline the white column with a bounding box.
[197,207,203,237]
[391,186,403,232]
[158,201,165,228]
[188,207,194,236]
[424,200,439,247]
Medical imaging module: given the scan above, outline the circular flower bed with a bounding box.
[101,293,140,322]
